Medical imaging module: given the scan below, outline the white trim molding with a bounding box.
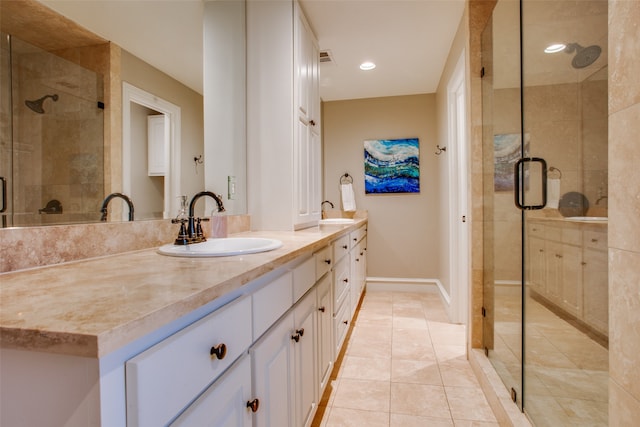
[365,277,454,322]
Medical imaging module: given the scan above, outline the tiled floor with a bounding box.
[312,290,499,427]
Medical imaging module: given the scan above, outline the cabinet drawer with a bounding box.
[126,296,252,427]
[528,223,545,237]
[333,234,350,263]
[562,228,582,246]
[333,294,351,357]
[333,257,349,311]
[314,246,332,280]
[584,230,607,251]
[253,272,293,340]
[293,256,316,303]
[349,225,367,247]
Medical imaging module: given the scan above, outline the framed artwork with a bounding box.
[494,133,529,191]
[364,138,420,194]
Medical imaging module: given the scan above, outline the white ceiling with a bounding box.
[41,0,466,101]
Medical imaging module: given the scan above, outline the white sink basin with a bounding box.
[565,216,608,222]
[158,237,283,257]
[318,218,355,225]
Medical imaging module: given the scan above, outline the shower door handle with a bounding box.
[0,177,6,213]
[514,157,547,210]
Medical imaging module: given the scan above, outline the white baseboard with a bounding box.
[365,277,451,314]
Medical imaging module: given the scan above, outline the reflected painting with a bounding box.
[494,133,529,191]
[364,138,420,194]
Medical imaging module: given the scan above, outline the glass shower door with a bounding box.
[481,0,524,410]
[521,0,609,425]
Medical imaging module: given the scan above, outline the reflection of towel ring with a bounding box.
[340,173,353,185]
[435,145,446,155]
[549,166,562,179]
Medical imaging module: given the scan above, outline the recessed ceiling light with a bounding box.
[544,43,566,53]
[359,61,376,71]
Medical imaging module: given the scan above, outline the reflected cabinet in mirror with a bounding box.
[0,0,247,227]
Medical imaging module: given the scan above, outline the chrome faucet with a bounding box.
[100,193,134,222]
[186,191,225,242]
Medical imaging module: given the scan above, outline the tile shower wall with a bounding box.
[608,0,640,424]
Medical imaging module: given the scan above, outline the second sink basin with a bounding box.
[318,218,355,225]
[158,237,283,257]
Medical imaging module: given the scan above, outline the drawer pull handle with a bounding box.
[342,245,348,249]
[210,343,227,360]
[360,251,364,256]
[324,259,331,265]
[343,320,348,325]
[353,238,357,241]
[319,306,326,313]
[592,238,598,243]
[343,278,349,283]
[246,398,260,413]
[291,329,304,342]
[296,328,305,337]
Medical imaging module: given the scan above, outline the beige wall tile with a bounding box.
[609,0,640,114]
[609,103,640,253]
[609,248,640,401]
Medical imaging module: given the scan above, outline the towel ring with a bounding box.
[549,166,562,179]
[340,173,353,185]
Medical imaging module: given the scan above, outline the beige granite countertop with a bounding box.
[528,216,608,231]
[0,220,366,358]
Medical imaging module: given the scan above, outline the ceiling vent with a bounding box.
[319,50,335,64]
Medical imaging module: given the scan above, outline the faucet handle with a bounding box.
[171,217,190,245]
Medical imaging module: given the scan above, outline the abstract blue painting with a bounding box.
[364,138,420,194]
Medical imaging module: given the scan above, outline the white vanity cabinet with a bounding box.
[316,273,333,393]
[247,0,321,230]
[170,355,253,427]
[349,226,368,317]
[126,296,252,427]
[527,221,607,337]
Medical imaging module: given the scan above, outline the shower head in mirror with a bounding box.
[25,94,59,114]
[564,43,601,69]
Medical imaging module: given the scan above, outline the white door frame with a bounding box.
[122,82,181,219]
[447,50,470,324]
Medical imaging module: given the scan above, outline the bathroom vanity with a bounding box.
[0,220,367,426]
[527,217,608,339]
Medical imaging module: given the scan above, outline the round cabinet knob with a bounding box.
[342,245,348,250]
[210,343,227,360]
[296,328,305,337]
[324,259,331,265]
[247,398,260,413]
[343,278,349,283]
[292,332,301,342]
[343,320,348,325]
[309,119,316,126]
[319,306,326,313]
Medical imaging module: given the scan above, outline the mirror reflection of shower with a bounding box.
[25,94,59,114]
[545,41,602,69]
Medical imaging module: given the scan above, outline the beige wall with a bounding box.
[608,0,640,423]
[322,94,441,280]
[121,50,204,207]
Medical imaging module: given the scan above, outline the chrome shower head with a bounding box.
[25,94,59,114]
[565,43,601,69]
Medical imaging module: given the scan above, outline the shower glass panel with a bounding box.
[481,0,524,410]
[482,0,608,425]
[0,33,104,227]
[522,0,608,425]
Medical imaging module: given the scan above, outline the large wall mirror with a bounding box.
[0,0,246,227]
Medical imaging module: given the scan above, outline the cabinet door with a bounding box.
[528,236,546,295]
[294,116,311,221]
[560,243,583,317]
[545,241,563,303]
[316,274,333,393]
[171,356,252,427]
[583,247,608,334]
[293,290,318,427]
[251,312,295,427]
